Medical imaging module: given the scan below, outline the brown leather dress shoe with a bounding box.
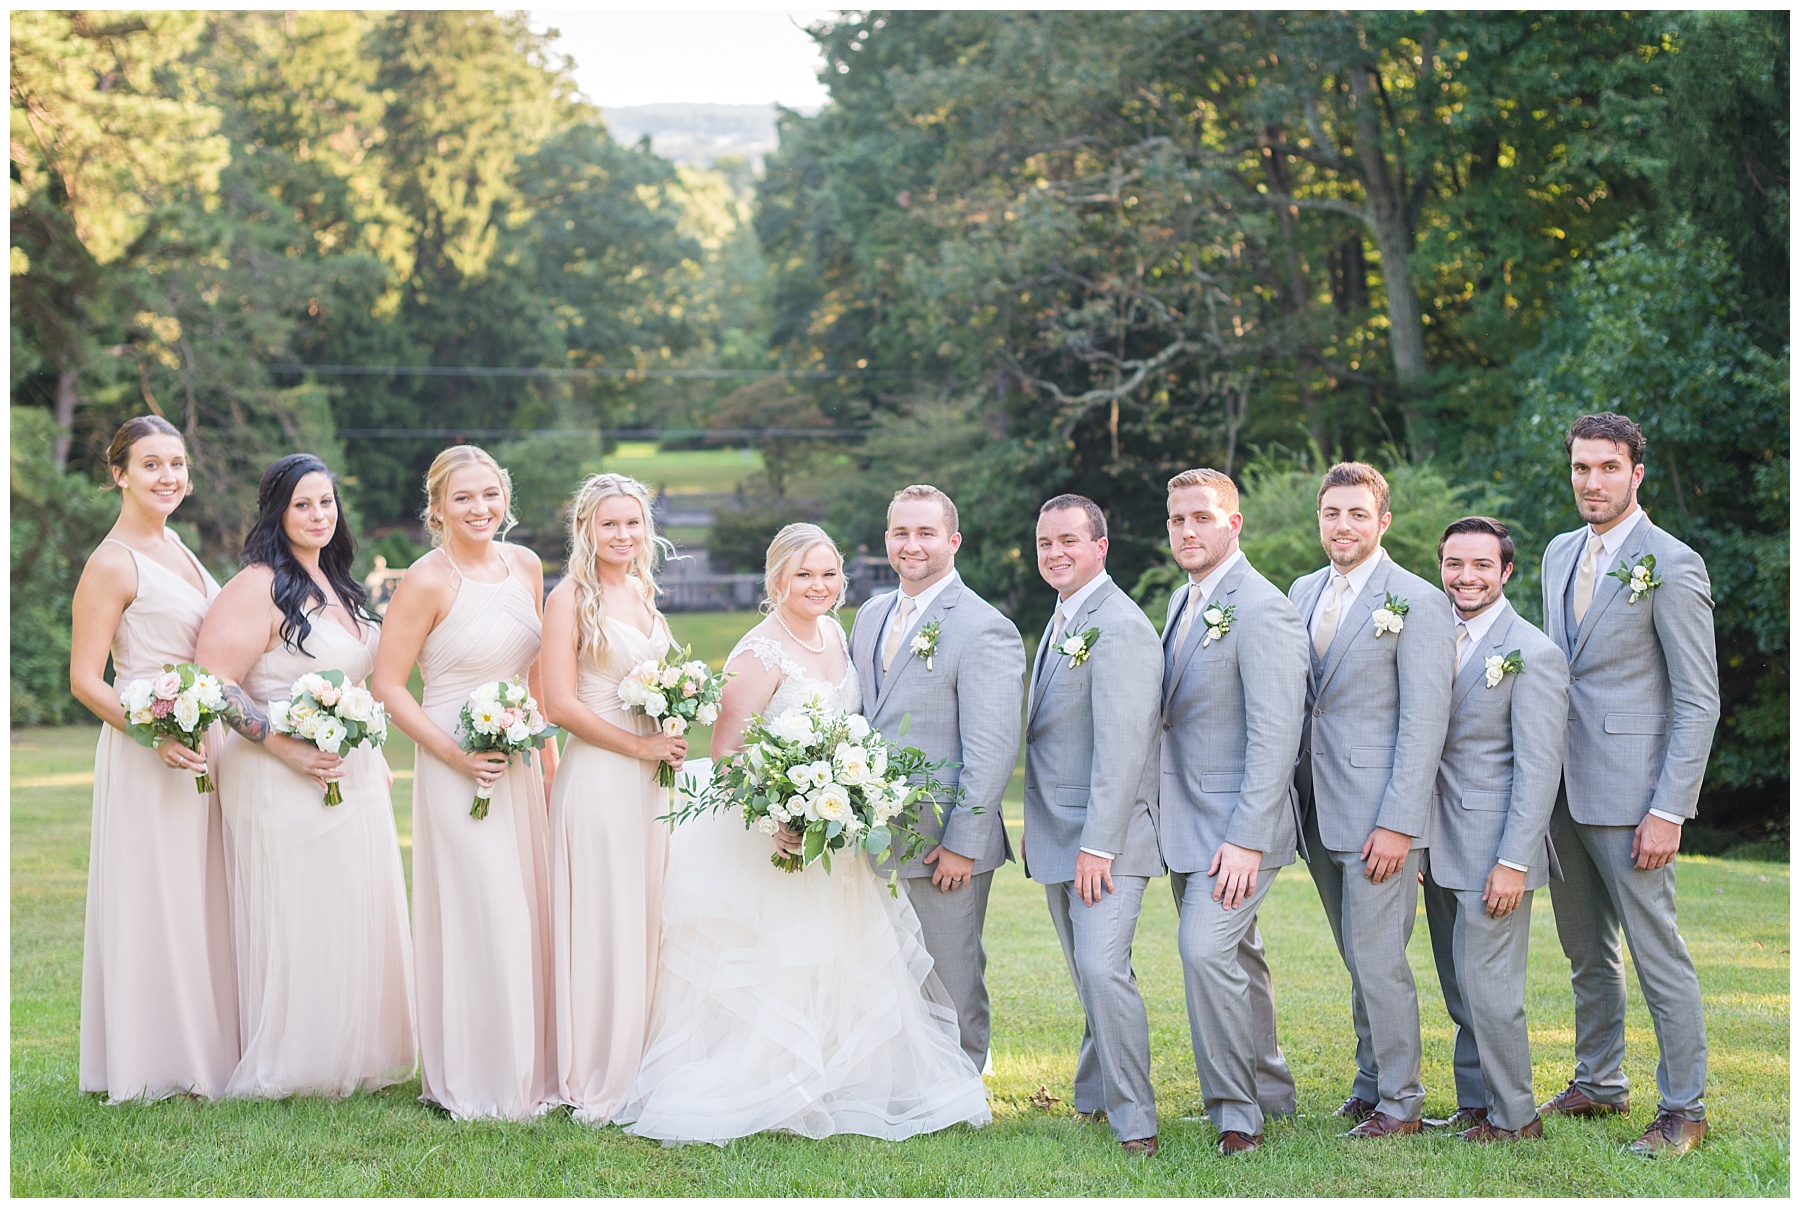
[1121,1136,1159,1157]
[1217,1130,1263,1156]
[1628,1111,1707,1157]
[1429,1106,1489,1130]
[1345,1110,1422,1139]
[1539,1081,1629,1118]
[1462,1115,1544,1143]
[1333,1096,1378,1124]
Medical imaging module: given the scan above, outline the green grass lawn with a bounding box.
[601,442,762,494]
[11,610,1789,1195]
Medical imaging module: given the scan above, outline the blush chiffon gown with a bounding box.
[218,612,416,1099]
[79,534,239,1102]
[410,556,555,1120]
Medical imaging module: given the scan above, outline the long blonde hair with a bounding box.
[762,522,845,613]
[566,473,667,666]
[422,445,517,546]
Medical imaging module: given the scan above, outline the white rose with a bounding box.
[661,716,687,738]
[868,745,889,778]
[313,716,347,754]
[504,719,531,744]
[659,665,683,689]
[120,679,154,714]
[617,678,647,709]
[787,763,818,791]
[337,685,376,723]
[833,742,871,786]
[368,709,388,738]
[297,672,329,699]
[1059,635,1086,657]
[504,681,526,705]
[784,794,807,820]
[845,714,871,742]
[695,702,719,726]
[1484,656,1506,690]
[173,695,201,732]
[131,706,157,727]
[812,783,852,823]
[1203,607,1225,626]
[267,699,291,733]
[807,760,835,788]
[642,691,668,718]
[756,815,780,836]
[768,711,815,746]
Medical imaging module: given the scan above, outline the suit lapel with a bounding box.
[1570,520,1651,664]
[1165,558,1249,705]
[1451,600,1515,711]
[873,579,961,713]
[1543,534,1576,651]
[862,590,899,698]
[1314,556,1391,700]
[1028,578,1111,727]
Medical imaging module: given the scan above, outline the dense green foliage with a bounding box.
[762,9,1788,823]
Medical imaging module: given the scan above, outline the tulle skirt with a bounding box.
[618,760,991,1145]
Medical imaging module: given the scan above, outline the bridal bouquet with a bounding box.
[618,647,727,787]
[667,698,959,891]
[118,662,228,793]
[268,670,389,805]
[455,677,554,819]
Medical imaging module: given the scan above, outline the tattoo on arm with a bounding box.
[223,684,270,743]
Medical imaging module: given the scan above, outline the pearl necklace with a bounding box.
[772,608,827,654]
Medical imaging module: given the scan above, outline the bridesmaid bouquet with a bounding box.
[617,647,727,788]
[268,670,389,805]
[454,677,554,819]
[118,662,228,793]
[667,699,959,891]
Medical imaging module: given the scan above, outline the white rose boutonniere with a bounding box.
[1483,649,1526,689]
[1200,602,1236,648]
[1370,592,1410,637]
[1607,553,1662,605]
[909,619,942,671]
[1060,626,1102,668]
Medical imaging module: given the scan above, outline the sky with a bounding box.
[527,10,838,110]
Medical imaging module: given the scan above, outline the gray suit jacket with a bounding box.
[1540,517,1720,825]
[1289,553,1456,853]
[1158,556,1309,874]
[1022,576,1165,884]
[1427,598,1569,891]
[850,573,1025,877]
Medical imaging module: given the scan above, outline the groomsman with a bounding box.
[1157,469,1309,1156]
[1424,517,1568,1143]
[851,484,1026,1073]
[1288,462,1454,1138]
[1023,494,1164,1156]
[1539,412,1719,1157]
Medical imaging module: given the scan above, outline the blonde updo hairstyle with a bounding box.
[422,444,517,546]
[566,472,669,667]
[762,522,846,614]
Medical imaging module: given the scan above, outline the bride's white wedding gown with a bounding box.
[618,619,992,1144]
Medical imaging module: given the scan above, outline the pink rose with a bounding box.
[314,682,341,708]
[152,671,183,701]
[682,680,699,698]
[500,708,523,730]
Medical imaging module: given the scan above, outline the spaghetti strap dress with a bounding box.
[79,533,239,1101]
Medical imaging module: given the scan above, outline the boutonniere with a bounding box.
[1371,592,1409,637]
[1483,649,1525,689]
[909,619,942,671]
[1200,603,1235,648]
[1060,626,1102,668]
[1607,553,1661,605]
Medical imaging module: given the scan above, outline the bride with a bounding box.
[619,523,992,1144]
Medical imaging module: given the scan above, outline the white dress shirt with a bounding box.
[880,569,958,658]
[1583,508,1682,828]
[1308,546,1388,646]
[1187,548,1245,614]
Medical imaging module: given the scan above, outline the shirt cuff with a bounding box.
[1079,847,1115,860]
[1647,809,1687,826]
[1496,859,1529,873]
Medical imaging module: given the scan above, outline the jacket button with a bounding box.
[1314,708,1324,717]
[1162,721,1172,732]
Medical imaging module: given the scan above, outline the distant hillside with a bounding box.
[601,103,810,168]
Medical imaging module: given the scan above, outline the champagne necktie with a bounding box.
[1173,583,1200,656]
[1572,532,1605,625]
[1455,621,1470,674]
[881,595,916,673]
[1313,575,1349,657]
[1038,605,1067,682]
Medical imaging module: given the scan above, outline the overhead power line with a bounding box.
[271,362,907,380]
[334,427,862,441]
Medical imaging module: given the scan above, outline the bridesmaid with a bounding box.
[69,416,238,1101]
[196,453,415,1099]
[542,473,686,1124]
[370,445,556,1121]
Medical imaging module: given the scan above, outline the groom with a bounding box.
[852,485,1026,1073]
[1023,493,1165,1156]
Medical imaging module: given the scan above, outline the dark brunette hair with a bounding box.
[1564,412,1646,466]
[103,415,188,492]
[1438,516,1516,570]
[240,454,374,654]
[1317,461,1391,517]
[1038,493,1107,541]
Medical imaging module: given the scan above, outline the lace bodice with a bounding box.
[729,617,861,717]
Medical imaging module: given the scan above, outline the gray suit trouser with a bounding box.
[1170,869,1296,1136]
[1422,874,1537,1130]
[900,870,993,1073]
[1045,875,1156,1142]
[1301,806,1426,1121]
[1547,799,1707,1120]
